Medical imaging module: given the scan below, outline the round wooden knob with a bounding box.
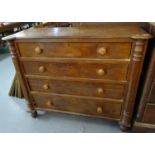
[97,88,104,94]
[38,66,45,73]
[35,47,43,54]
[43,84,49,90]
[97,69,105,76]
[97,106,103,114]
[97,47,106,55]
[46,100,53,107]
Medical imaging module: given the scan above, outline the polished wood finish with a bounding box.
[3,24,151,130]
[3,25,151,40]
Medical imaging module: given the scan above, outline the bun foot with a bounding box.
[31,111,38,118]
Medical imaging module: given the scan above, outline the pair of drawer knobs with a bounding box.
[42,83,104,94]
[38,66,106,76]
[35,47,107,56]
[46,100,103,114]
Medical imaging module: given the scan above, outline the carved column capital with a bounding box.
[133,40,145,61]
[7,41,17,58]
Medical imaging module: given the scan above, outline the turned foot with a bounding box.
[120,124,131,132]
[31,110,38,118]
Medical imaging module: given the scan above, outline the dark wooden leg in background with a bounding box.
[31,110,38,118]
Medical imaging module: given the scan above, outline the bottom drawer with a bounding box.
[143,104,155,124]
[32,92,122,119]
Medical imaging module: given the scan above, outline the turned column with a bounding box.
[7,40,35,112]
[120,38,149,130]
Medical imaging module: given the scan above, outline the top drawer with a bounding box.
[17,42,131,59]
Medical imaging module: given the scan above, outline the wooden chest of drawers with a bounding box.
[3,25,152,130]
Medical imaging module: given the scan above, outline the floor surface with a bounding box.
[0,53,122,133]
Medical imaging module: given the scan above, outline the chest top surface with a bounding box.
[2,25,151,41]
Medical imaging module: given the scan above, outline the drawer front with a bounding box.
[143,104,155,124]
[32,93,122,118]
[17,42,131,59]
[28,78,125,99]
[148,83,155,103]
[22,61,128,81]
